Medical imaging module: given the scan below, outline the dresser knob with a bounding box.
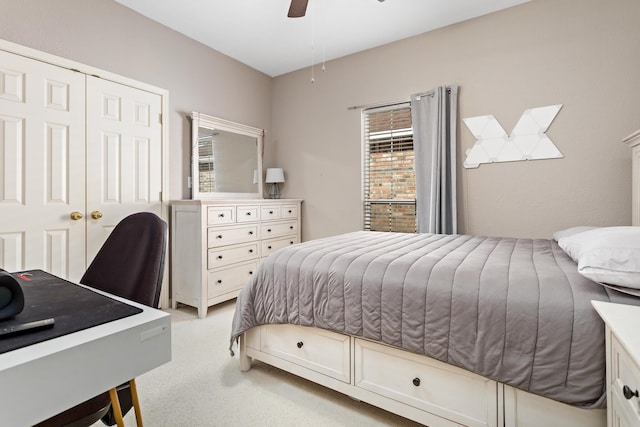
[249,249,254,253]
[297,341,303,349]
[249,231,254,235]
[269,210,274,214]
[249,271,253,275]
[218,213,224,217]
[623,385,639,400]
[246,212,252,216]
[216,235,223,239]
[267,229,272,232]
[217,255,223,259]
[290,241,294,244]
[268,245,272,249]
[288,210,292,213]
[412,378,421,387]
[289,226,294,229]
[217,279,222,284]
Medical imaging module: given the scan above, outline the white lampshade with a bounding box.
[265,168,285,183]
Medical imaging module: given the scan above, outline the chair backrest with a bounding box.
[81,212,167,308]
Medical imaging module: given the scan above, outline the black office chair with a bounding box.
[35,212,167,427]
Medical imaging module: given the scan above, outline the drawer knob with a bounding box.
[288,210,292,213]
[268,245,272,249]
[249,231,254,235]
[269,211,274,214]
[246,212,252,216]
[217,255,223,260]
[217,279,222,284]
[249,271,253,275]
[290,241,294,245]
[216,235,223,239]
[249,249,254,253]
[412,378,421,387]
[267,228,272,232]
[289,226,294,230]
[218,213,225,217]
[623,385,639,400]
[296,341,304,349]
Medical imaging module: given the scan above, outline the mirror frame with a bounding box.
[191,111,264,199]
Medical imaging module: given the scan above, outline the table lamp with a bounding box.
[265,168,285,199]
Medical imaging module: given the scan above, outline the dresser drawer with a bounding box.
[259,324,350,383]
[208,242,258,269]
[207,261,257,297]
[262,237,298,258]
[208,224,259,248]
[237,205,259,223]
[612,384,640,427]
[355,338,497,427]
[261,205,281,221]
[261,220,297,240]
[207,206,235,225]
[281,204,298,219]
[611,335,640,424]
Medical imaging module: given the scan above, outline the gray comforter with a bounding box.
[231,231,640,408]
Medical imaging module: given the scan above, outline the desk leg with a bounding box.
[109,388,125,427]
[130,378,144,427]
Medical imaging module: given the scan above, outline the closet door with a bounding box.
[85,76,163,265]
[0,50,86,280]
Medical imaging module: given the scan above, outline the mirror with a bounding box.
[191,112,263,199]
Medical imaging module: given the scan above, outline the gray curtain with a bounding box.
[410,85,458,234]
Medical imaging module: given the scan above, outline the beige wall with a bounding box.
[2,0,639,242]
[0,0,273,201]
[272,0,640,240]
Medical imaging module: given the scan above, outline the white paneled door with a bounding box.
[85,76,162,265]
[0,49,164,284]
[0,50,86,280]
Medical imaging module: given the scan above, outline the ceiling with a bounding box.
[114,0,530,77]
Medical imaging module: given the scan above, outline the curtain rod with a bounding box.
[347,88,450,111]
[412,90,435,99]
[347,99,409,111]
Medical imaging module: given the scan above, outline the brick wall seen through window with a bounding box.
[363,104,416,233]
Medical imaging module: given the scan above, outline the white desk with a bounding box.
[0,290,171,426]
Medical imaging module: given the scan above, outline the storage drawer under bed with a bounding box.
[354,338,498,427]
[255,324,350,383]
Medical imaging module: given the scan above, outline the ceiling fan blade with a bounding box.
[288,0,308,18]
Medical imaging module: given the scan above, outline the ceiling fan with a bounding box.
[288,0,385,18]
[287,0,308,18]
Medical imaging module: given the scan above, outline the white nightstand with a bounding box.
[593,301,640,427]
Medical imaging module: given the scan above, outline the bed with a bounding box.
[231,229,640,426]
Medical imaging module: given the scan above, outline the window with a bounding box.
[362,103,416,233]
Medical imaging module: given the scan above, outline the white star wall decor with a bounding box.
[463,104,563,168]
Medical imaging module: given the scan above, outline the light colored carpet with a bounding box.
[94,300,422,427]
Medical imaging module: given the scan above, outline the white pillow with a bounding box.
[558,227,640,288]
[552,226,598,242]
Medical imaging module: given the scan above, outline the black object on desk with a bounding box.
[0,270,142,354]
[0,268,25,320]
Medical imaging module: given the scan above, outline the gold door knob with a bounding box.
[70,211,83,220]
[91,211,103,220]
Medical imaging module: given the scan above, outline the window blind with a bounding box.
[362,103,416,233]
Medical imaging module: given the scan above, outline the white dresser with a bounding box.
[593,301,640,427]
[171,199,302,318]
